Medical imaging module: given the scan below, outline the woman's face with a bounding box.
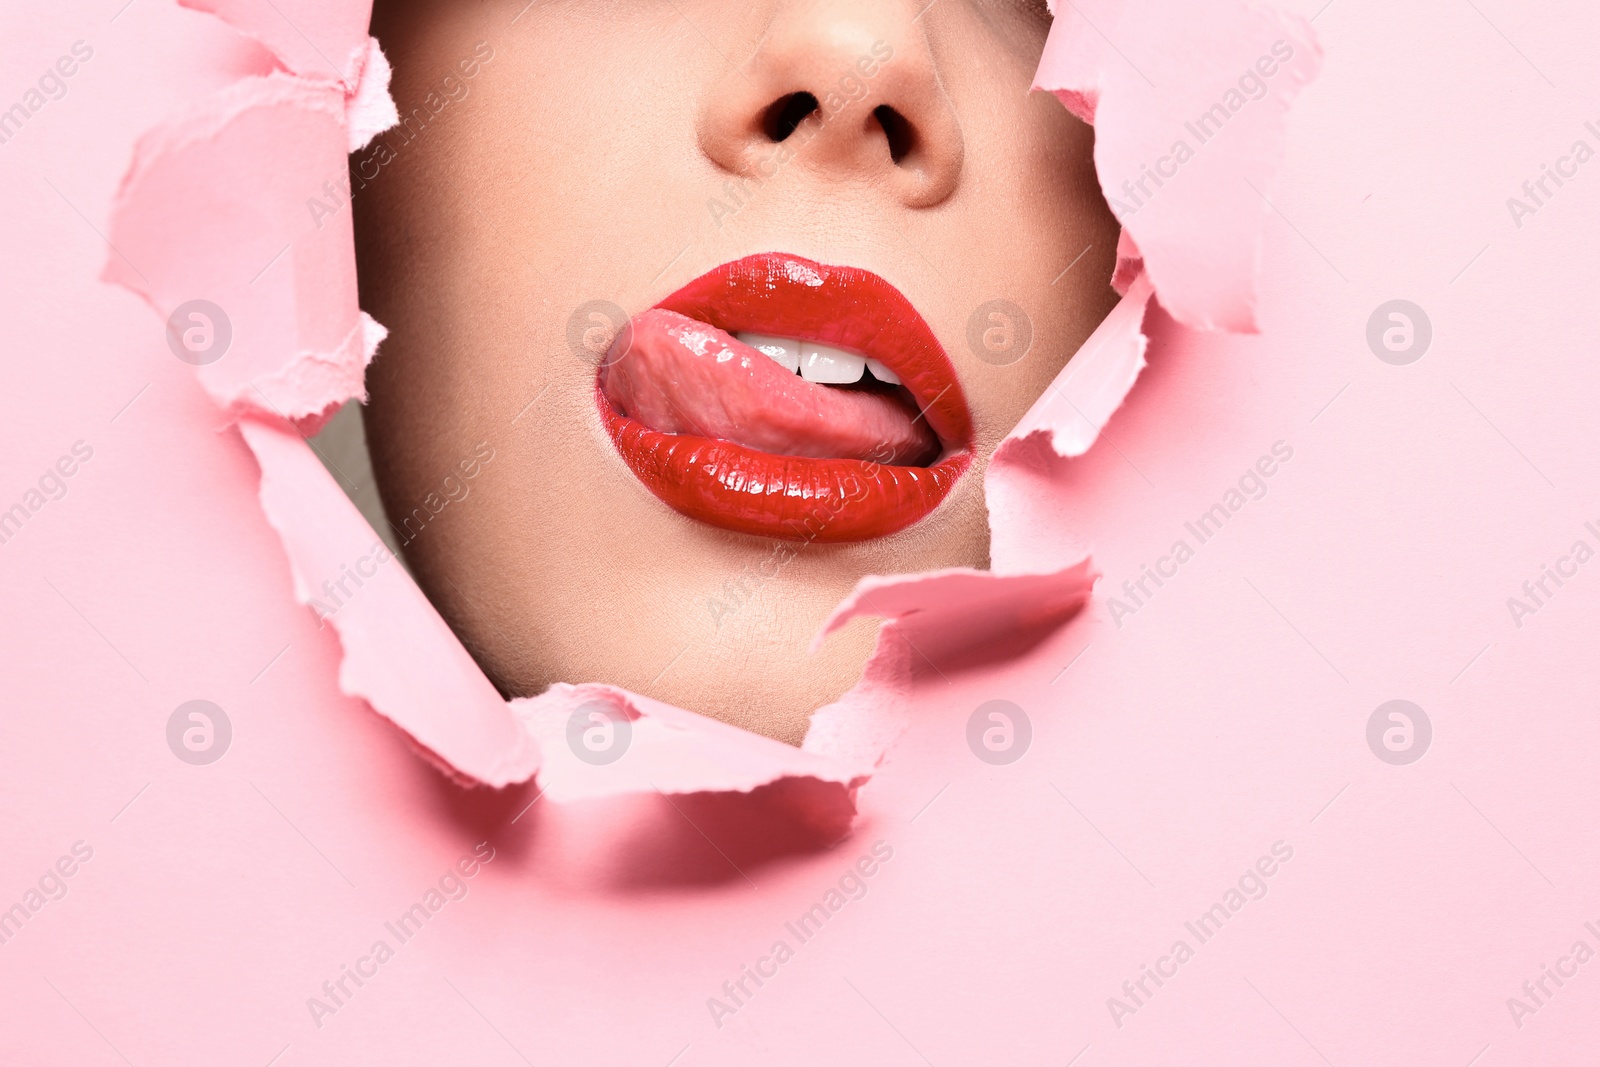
[355,0,1119,744]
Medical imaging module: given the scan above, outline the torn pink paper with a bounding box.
[998,272,1154,467]
[858,0,1327,652]
[243,414,871,804]
[103,73,378,432]
[1035,0,1322,332]
[241,416,538,787]
[344,38,400,151]
[179,0,376,88]
[1111,226,1143,295]
[178,0,399,151]
[816,563,1098,648]
[799,626,915,775]
[799,277,1146,714]
[983,272,1153,572]
[514,685,867,803]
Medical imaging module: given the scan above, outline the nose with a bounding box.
[697,0,965,209]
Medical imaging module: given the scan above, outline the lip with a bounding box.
[596,252,973,543]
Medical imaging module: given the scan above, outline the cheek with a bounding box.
[935,120,1118,449]
[469,24,706,255]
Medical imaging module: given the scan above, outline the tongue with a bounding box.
[599,309,939,465]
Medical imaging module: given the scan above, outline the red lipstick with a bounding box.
[596,252,972,542]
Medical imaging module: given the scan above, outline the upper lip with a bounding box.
[652,252,974,455]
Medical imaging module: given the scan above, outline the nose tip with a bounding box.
[698,1,965,209]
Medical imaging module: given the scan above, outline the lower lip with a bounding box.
[597,253,972,543]
[599,381,970,542]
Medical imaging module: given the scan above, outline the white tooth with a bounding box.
[799,341,866,384]
[865,358,900,385]
[734,331,800,374]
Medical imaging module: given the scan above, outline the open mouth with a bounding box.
[596,252,973,542]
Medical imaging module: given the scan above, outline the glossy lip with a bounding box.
[597,252,973,543]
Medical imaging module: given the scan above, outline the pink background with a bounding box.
[4,0,1599,1064]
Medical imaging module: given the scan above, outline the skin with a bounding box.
[355,0,1120,745]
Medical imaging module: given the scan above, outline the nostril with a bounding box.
[873,105,914,165]
[762,92,820,142]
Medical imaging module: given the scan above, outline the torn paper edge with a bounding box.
[103,71,381,430]
[177,0,373,91]
[242,413,872,803]
[1032,0,1323,333]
